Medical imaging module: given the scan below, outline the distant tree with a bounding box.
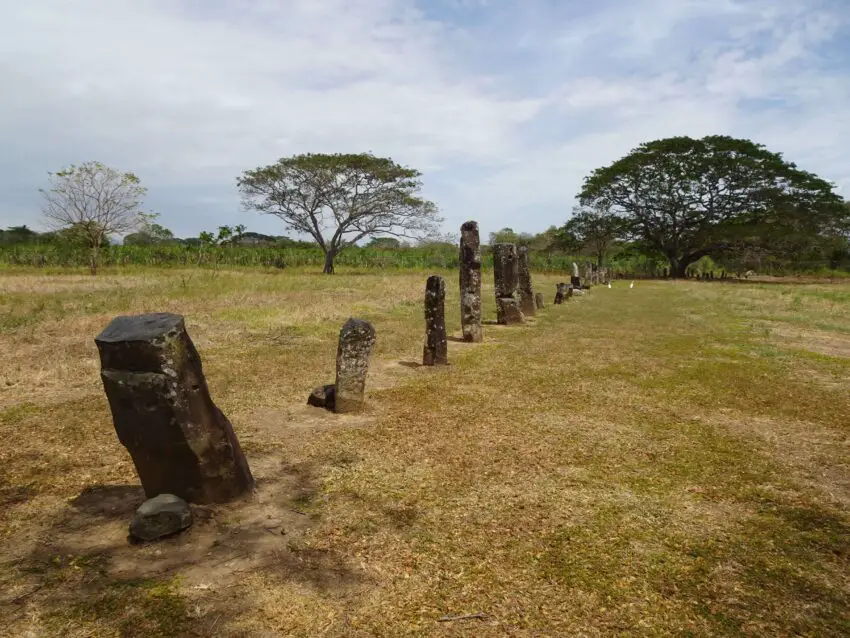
[124,213,175,245]
[367,237,402,249]
[578,135,846,277]
[238,152,442,273]
[0,225,40,246]
[488,227,534,247]
[563,204,629,266]
[40,161,147,274]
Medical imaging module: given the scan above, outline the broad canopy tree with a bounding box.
[578,135,846,277]
[238,153,442,273]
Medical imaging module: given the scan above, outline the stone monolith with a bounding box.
[492,243,524,325]
[334,318,377,413]
[459,221,483,342]
[517,246,536,317]
[423,275,448,366]
[95,313,254,504]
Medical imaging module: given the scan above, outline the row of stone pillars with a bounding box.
[94,222,585,514]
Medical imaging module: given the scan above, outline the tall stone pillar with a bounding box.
[423,275,448,366]
[459,221,483,342]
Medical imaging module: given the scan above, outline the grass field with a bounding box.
[1,268,849,637]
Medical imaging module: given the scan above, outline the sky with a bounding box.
[1,0,849,241]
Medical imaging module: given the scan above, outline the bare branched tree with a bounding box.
[40,161,147,274]
[238,153,442,273]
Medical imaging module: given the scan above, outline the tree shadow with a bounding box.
[70,484,146,520]
[397,361,422,369]
[6,454,367,636]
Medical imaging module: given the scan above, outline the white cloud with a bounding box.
[0,0,848,239]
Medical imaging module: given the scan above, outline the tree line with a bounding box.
[6,136,849,275]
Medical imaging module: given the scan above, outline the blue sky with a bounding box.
[1,0,849,241]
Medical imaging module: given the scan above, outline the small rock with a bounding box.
[129,494,193,542]
[307,384,335,411]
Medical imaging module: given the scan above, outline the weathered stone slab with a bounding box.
[423,275,448,366]
[129,494,192,542]
[96,313,254,504]
[496,297,524,325]
[517,246,536,317]
[492,243,519,298]
[493,243,523,325]
[459,221,483,343]
[334,318,377,413]
[535,292,545,309]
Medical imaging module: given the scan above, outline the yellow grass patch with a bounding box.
[1,270,849,636]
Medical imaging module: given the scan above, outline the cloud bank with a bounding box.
[1,0,848,239]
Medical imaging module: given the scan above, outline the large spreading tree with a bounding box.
[578,135,846,277]
[238,153,442,273]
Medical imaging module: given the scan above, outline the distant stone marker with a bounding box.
[517,246,536,317]
[554,282,568,304]
[492,243,525,325]
[334,318,377,413]
[459,221,483,342]
[423,275,448,366]
[571,262,581,290]
[535,292,545,309]
[95,313,254,504]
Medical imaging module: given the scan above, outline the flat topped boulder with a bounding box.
[96,313,189,374]
[96,312,184,344]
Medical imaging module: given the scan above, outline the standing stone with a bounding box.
[571,262,581,290]
[517,246,536,317]
[334,318,377,413]
[423,275,448,366]
[492,243,525,325]
[535,292,545,309]
[96,313,254,504]
[554,283,568,304]
[459,221,483,343]
[583,263,593,289]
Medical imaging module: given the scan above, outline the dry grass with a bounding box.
[1,269,849,636]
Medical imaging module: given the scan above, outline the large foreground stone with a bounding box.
[96,313,254,504]
[129,494,192,542]
[335,318,377,413]
[459,221,483,343]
